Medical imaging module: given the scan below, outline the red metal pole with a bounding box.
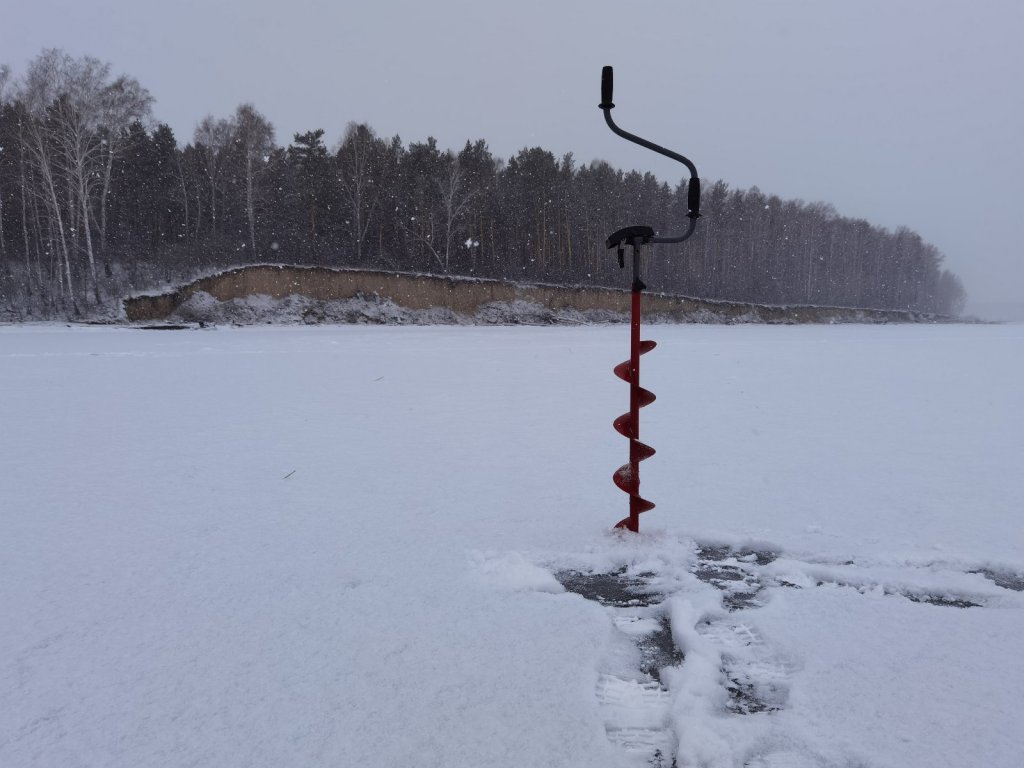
[613,271,656,532]
[627,287,642,532]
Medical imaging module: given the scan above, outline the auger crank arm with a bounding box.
[600,65,701,245]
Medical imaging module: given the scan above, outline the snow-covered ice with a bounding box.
[1,322,1021,767]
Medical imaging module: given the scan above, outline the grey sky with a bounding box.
[3,0,1021,309]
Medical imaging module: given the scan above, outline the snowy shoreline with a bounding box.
[122,264,958,327]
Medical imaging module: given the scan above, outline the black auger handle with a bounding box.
[600,66,701,243]
[600,66,614,110]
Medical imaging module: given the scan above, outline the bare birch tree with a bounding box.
[17,50,149,304]
[97,76,153,254]
[432,152,475,273]
[336,122,381,264]
[19,52,76,309]
[194,115,235,238]
[233,103,274,256]
[41,52,108,303]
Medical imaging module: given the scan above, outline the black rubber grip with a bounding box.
[600,66,614,109]
[687,177,701,219]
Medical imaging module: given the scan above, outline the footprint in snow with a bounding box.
[555,568,682,768]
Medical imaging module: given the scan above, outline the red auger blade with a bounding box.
[613,397,655,438]
[633,497,656,513]
[613,463,638,494]
[634,441,656,460]
[613,496,656,531]
[613,341,656,383]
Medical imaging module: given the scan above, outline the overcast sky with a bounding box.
[3,0,1021,310]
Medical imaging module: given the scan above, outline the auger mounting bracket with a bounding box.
[607,225,655,270]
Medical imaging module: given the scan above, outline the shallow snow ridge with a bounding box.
[126,264,949,325]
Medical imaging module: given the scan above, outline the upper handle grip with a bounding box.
[600,66,614,109]
[687,177,701,220]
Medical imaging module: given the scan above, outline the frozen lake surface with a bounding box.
[2,323,1021,767]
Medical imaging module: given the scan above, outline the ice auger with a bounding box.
[600,66,702,532]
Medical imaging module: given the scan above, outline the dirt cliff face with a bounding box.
[123,264,941,324]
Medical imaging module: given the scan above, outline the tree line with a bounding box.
[0,50,966,319]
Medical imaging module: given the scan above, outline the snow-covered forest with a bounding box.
[0,50,967,320]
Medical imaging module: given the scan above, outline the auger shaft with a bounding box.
[625,286,644,532]
[612,248,657,532]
